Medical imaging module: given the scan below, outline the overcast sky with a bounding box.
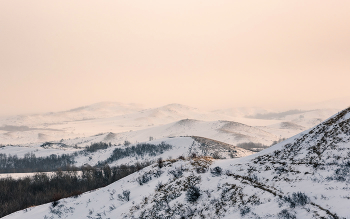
[1,0,350,115]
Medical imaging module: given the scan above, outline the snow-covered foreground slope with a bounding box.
[6,107,350,218]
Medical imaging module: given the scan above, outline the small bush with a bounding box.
[157,158,163,168]
[190,153,197,159]
[333,165,350,181]
[51,193,62,207]
[278,209,296,219]
[240,206,250,217]
[212,151,222,159]
[275,166,286,174]
[136,173,152,185]
[169,168,183,179]
[284,192,309,208]
[155,181,164,191]
[118,190,130,202]
[196,167,207,174]
[186,186,201,203]
[178,156,185,160]
[210,166,222,176]
[154,169,163,178]
[51,200,59,208]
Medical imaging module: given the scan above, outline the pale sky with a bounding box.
[1,0,350,115]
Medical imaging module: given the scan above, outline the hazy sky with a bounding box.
[1,0,350,115]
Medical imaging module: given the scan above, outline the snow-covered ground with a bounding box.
[4,107,350,218]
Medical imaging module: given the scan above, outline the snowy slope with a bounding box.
[5,107,350,218]
[5,119,282,150]
[0,136,253,168]
[74,136,253,167]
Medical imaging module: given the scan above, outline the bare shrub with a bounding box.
[210,166,222,176]
[212,151,222,159]
[283,192,309,208]
[118,190,130,202]
[157,158,163,168]
[278,209,296,219]
[240,206,251,217]
[168,168,183,179]
[186,186,201,203]
[136,172,152,185]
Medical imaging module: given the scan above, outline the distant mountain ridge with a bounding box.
[0,102,341,146]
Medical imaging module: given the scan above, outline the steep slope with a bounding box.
[5,107,350,218]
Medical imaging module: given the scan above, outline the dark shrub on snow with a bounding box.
[186,186,201,203]
[210,166,222,176]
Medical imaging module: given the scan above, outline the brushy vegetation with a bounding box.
[136,172,153,185]
[278,209,296,219]
[0,161,151,218]
[100,142,173,165]
[283,192,310,208]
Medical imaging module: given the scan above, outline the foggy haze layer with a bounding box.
[1,0,350,115]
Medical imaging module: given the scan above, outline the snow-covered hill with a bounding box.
[0,102,339,146]
[5,107,350,218]
[0,136,253,169]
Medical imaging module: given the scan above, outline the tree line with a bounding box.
[0,141,173,173]
[99,142,173,165]
[0,161,151,218]
[0,153,75,173]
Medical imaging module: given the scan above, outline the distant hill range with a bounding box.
[0,102,341,147]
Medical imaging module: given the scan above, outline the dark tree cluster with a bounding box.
[101,142,173,165]
[0,153,75,173]
[84,142,111,153]
[237,142,268,152]
[0,161,151,218]
[247,109,309,120]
